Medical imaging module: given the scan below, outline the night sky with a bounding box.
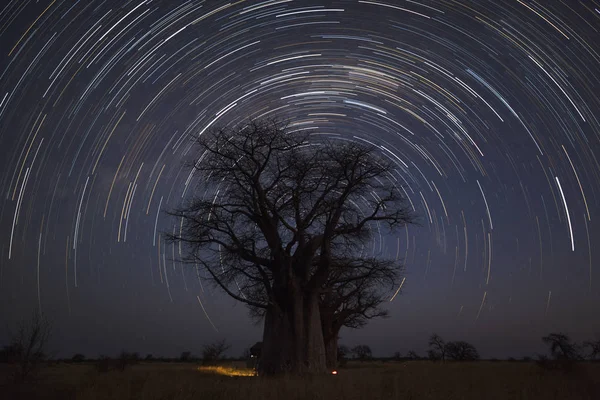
[1,0,599,360]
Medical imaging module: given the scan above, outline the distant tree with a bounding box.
[428,334,446,362]
[2,312,52,381]
[201,339,230,365]
[180,351,192,362]
[71,353,86,362]
[445,341,479,361]
[583,338,600,360]
[145,354,153,361]
[542,333,582,361]
[393,351,402,361]
[351,345,372,361]
[116,351,140,371]
[407,350,419,360]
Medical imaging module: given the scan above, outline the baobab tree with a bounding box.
[169,120,415,375]
[251,254,401,370]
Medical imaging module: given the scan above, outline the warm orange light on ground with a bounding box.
[197,366,255,377]
[331,370,338,375]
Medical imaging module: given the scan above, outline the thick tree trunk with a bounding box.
[260,303,295,375]
[259,286,327,375]
[325,334,338,371]
[302,292,327,374]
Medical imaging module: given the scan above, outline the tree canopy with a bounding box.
[169,120,415,374]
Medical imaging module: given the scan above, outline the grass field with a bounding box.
[1,360,599,399]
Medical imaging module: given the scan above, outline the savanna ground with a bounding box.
[1,360,599,400]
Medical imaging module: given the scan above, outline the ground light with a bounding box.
[197,366,256,377]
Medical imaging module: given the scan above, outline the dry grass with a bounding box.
[1,360,599,400]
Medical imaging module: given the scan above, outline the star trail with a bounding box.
[0,0,599,358]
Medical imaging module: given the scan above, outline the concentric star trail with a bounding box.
[0,0,598,357]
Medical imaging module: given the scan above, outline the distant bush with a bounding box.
[427,334,479,362]
[201,339,230,366]
[445,341,479,361]
[351,345,372,361]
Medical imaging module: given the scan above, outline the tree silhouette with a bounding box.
[169,120,414,374]
[445,341,479,361]
[201,339,230,365]
[351,345,372,361]
[428,333,447,362]
[320,257,400,369]
[542,333,582,361]
[2,312,52,381]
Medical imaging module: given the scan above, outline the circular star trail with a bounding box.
[0,0,599,357]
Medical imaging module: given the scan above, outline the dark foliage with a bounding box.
[445,341,480,361]
[351,345,372,361]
